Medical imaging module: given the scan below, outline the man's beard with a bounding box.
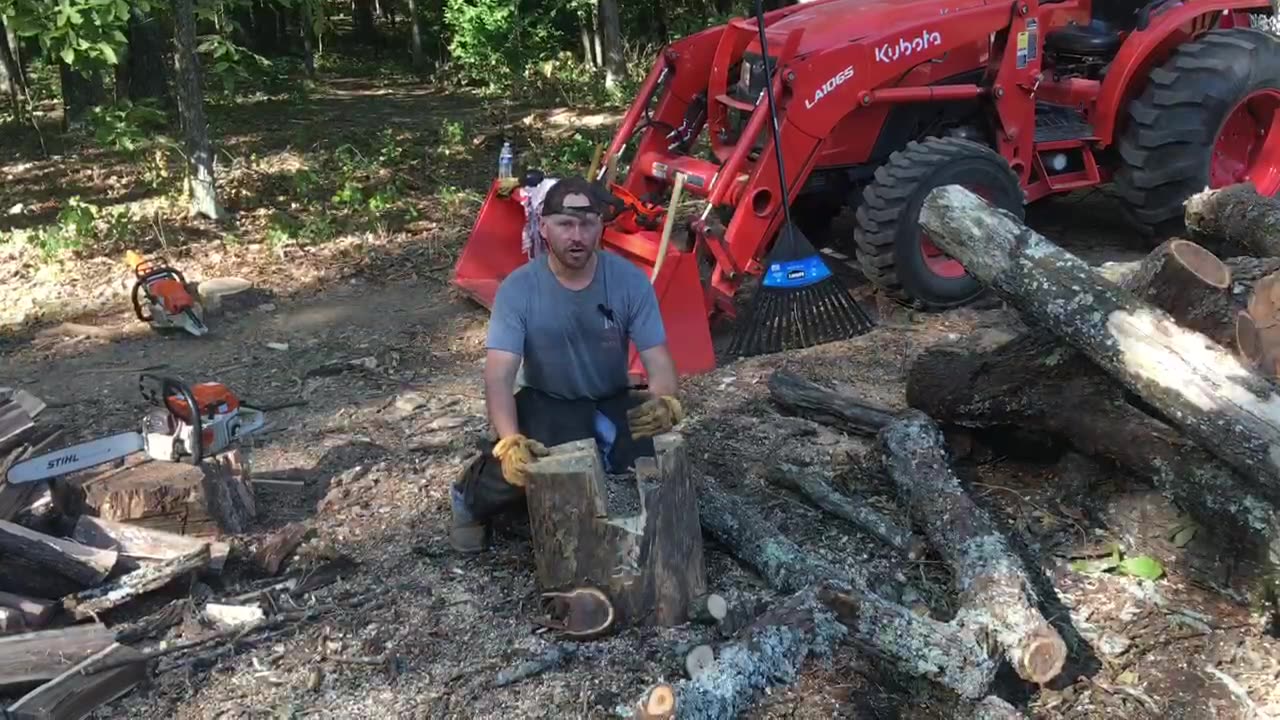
[550,241,594,270]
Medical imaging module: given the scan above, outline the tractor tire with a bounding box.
[852,136,1025,309]
[1113,27,1280,236]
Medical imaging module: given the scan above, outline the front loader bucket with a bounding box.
[450,179,717,383]
[451,179,529,309]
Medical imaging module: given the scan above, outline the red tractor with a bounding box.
[452,0,1280,380]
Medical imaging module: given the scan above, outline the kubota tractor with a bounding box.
[452,0,1280,380]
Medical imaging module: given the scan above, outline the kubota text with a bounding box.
[875,30,942,63]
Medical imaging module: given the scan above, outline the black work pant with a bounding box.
[455,386,655,521]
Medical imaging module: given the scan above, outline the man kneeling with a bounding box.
[449,176,684,553]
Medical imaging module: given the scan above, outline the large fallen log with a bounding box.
[697,482,998,700]
[906,335,1280,566]
[878,411,1066,685]
[1184,182,1280,257]
[919,184,1280,502]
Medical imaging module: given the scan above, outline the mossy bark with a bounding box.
[1184,182,1280,257]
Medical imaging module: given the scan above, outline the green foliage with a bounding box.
[0,0,144,72]
[1070,545,1165,581]
[84,100,169,154]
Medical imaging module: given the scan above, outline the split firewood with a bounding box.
[688,593,727,625]
[204,603,266,629]
[697,481,998,699]
[6,642,146,720]
[765,460,925,560]
[0,519,117,595]
[252,521,315,576]
[1184,182,1280,257]
[63,545,210,621]
[767,369,899,434]
[0,623,114,690]
[635,683,675,719]
[0,592,53,630]
[920,184,1280,502]
[72,515,228,575]
[878,411,1067,685]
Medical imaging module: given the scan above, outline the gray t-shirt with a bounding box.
[485,250,666,400]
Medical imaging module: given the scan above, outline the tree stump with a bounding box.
[524,432,706,627]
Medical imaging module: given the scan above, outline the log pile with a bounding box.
[0,389,333,717]
[632,182,1280,718]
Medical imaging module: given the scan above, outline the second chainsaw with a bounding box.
[5,374,265,485]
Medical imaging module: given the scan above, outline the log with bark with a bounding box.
[767,370,899,434]
[878,411,1067,685]
[0,520,117,597]
[903,233,1280,563]
[0,624,115,690]
[62,545,210,621]
[919,184,1280,503]
[1184,182,1280,257]
[696,480,999,700]
[524,433,707,627]
[6,642,146,720]
[71,515,228,576]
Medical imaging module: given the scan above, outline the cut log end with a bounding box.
[690,593,727,624]
[1169,238,1230,289]
[640,683,676,719]
[1238,310,1262,365]
[1017,623,1068,686]
[685,644,715,679]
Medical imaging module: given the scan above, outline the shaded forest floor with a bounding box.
[2,65,1279,719]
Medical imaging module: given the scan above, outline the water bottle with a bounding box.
[498,141,514,180]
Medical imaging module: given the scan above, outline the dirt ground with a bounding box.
[2,75,1279,720]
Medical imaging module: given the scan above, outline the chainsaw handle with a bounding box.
[138,374,203,466]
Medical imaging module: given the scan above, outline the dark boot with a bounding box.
[449,451,488,554]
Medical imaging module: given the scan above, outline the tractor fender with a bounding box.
[782,4,1012,140]
[1093,0,1271,144]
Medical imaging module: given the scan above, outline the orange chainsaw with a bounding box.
[5,374,265,484]
[126,250,208,337]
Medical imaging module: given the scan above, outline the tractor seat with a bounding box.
[1044,19,1123,56]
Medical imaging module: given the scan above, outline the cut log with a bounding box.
[906,336,1280,566]
[920,184,1280,502]
[1238,310,1264,368]
[697,480,998,699]
[635,683,675,719]
[684,644,715,679]
[0,593,54,630]
[0,520,117,589]
[73,450,255,536]
[524,433,706,626]
[765,460,925,560]
[0,608,25,635]
[688,593,727,624]
[878,411,1067,685]
[0,624,114,690]
[767,369,899,434]
[6,642,146,720]
[1244,270,1280,378]
[1111,239,1234,347]
[71,515,228,575]
[251,521,314,575]
[1184,182,1280,257]
[62,545,210,621]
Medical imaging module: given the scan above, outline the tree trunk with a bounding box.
[525,435,707,626]
[353,0,379,44]
[172,0,228,222]
[878,411,1068,685]
[597,0,626,88]
[58,63,106,132]
[406,0,425,69]
[581,15,598,66]
[299,3,316,78]
[919,185,1280,504]
[123,5,173,108]
[0,18,19,120]
[1184,182,1280,257]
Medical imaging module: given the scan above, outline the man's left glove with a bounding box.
[627,393,685,439]
[492,433,549,487]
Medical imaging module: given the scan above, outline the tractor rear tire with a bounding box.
[852,136,1025,309]
[1113,27,1280,236]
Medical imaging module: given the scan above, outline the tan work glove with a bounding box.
[496,176,521,197]
[627,393,685,439]
[492,433,549,487]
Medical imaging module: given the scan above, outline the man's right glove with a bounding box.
[492,433,549,487]
[626,393,685,439]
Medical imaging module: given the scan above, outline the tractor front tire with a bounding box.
[852,136,1025,309]
[1113,27,1280,236]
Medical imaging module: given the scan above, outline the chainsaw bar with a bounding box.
[5,431,144,485]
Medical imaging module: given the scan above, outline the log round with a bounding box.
[1184,182,1280,257]
[919,184,1280,503]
